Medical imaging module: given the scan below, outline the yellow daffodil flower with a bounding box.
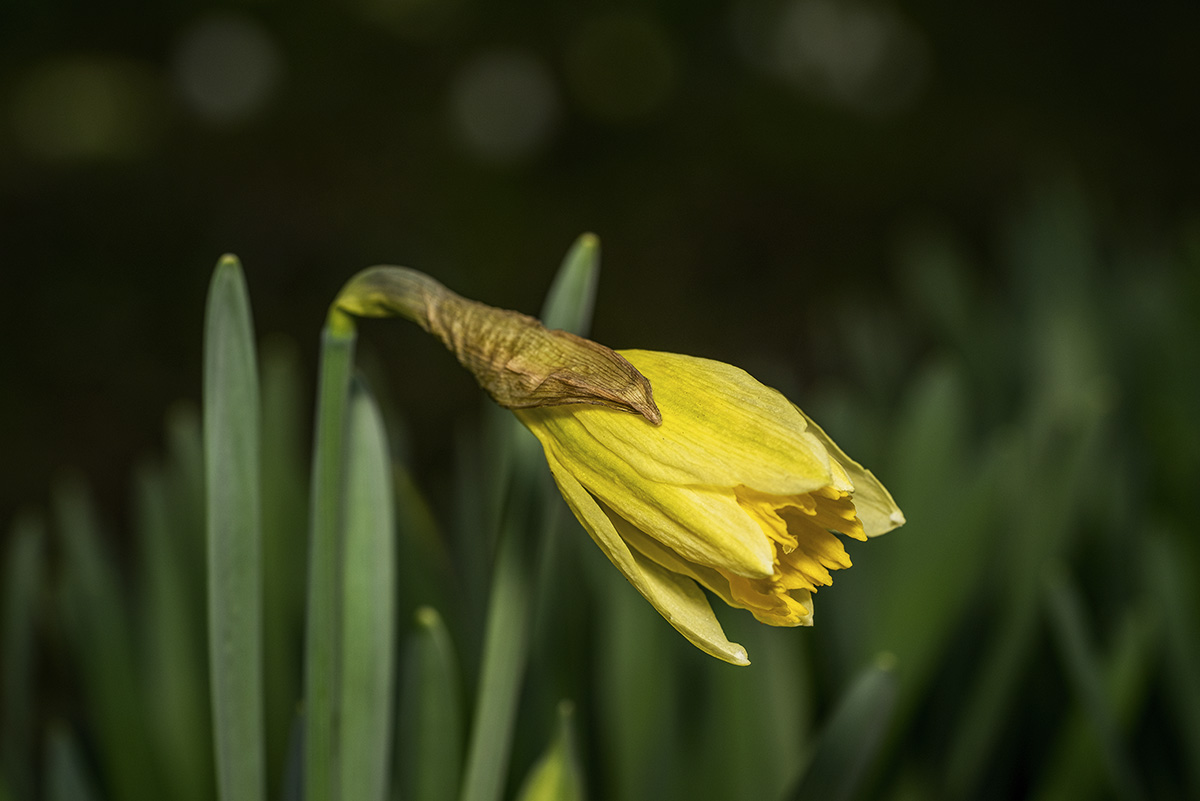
[516,350,904,665]
[334,264,904,665]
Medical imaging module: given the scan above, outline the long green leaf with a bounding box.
[1,513,43,801]
[1044,570,1144,801]
[693,623,809,801]
[946,372,1109,796]
[1041,592,1152,796]
[1148,532,1200,795]
[592,561,680,801]
[54,478,159,801]
[44,724,102,801]
[164,403,207,583]
[540,233,600,333]
[259,336,309,784]
[785,655,898,801]
[397,607,464,801]
[204,254,265,801]
[135,463,213,801]
[338,381,398,801]
[304,307,358,801]
[458,513,534,801]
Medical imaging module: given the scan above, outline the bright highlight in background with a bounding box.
[172,13,284,126]
[449,49,560,165]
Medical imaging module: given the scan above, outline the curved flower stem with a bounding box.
[303,307,357,801]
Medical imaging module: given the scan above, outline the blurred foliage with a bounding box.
[3,0,1199,532]
[2,2,1200,799]
[1,195,1199,800]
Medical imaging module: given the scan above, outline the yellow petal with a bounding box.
[793,406,905,537]
[541,449,751,666]
[610,501,816,627]
[531,422,775,578]
[566,350,834,496]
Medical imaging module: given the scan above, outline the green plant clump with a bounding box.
[2,184,1199,801]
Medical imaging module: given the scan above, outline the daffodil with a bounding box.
[333,263,904,665]
[515,350,904,665]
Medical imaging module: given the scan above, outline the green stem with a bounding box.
[304,307,357,801]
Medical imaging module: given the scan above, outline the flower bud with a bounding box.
[334,266,661,424]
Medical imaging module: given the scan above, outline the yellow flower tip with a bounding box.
[729,645,750,667]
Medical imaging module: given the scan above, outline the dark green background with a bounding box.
[2,1,1198,544]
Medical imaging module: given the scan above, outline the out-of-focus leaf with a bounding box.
[280,709,304,801]
[515,702,585,801]
[784,655,898,801]
[204,253,265,801]
[54,478,160,801]
[1,512,43,801]
[1037,605,1156,801]
[337,381,397,801]
[1044,570,1144,801]
[44,724,102,801]
[135,463,212,801]
[825,361,996,715]
[164,403,206,580]
[394,463,454,629]
[1148,532,1200,795]
[396,607,464,801]
[259,335,309,783]
[593,560,680,801]
[691,619,808,801]
[458,504,535,801]
[946,186,1114,797]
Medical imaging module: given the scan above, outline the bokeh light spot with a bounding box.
[449,49,559,165]
[736,0,929,116]
[565,12,678,123]
[172,13,284,126]
[10,56,164,162]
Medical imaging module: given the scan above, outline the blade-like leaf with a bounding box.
[337,381,398,801]
[135,463,213,801]
[1148,533,1200,795]
[1041,576,1150,801]
[785,655,898,801]
[55,478,160,801]
[44,724,102,801]
[2,512,43,801]
[259,336,309,782]
[204,253,265,801]
[397,607,464,801]
[540,233,600,334]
